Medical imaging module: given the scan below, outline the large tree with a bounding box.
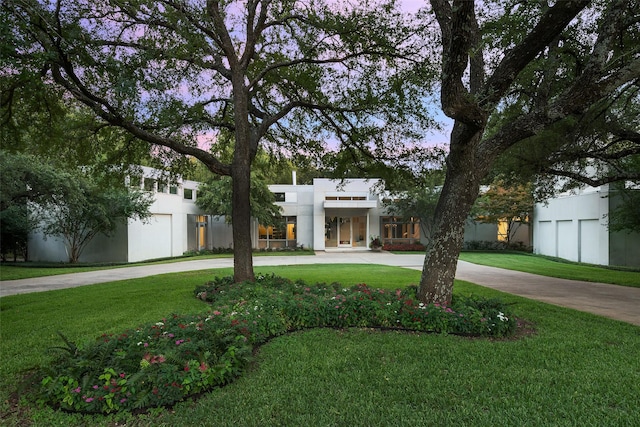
[418,0,640,304]
[0,150,74,260]
[4,0,433,282]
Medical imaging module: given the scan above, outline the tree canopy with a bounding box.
[3,0,436,282]
[417,0,640,304]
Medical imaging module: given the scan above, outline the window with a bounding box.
[157,182,168,193]
[129,175,142,189]
[184,188,194,200]
[169,186,178,195]
[144,178,156,192]
[258,216,296,249]
[274,192,285,202]
[381,216,420,243]
[325,195,367,201]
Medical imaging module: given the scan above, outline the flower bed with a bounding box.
[37,275,517,414]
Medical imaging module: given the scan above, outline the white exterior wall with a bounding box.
[533,187,610,265]
[126,176,204,262]
[312,178,382,250]
[270,184,315,249]
[29,170,528,262]
[28,169,208,263]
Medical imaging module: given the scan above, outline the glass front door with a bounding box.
[325,215,367,248]
[339,217,351,246]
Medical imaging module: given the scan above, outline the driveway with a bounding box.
[1,252,639,326]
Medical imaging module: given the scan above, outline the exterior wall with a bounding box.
[311,178,383,250]
[533,186,610,265]
[28,171,529,262]
[27,222,129,263]
[271,184,315,249]
[28,168,209,263]
[464,220,499,243]
[126,175,205,262]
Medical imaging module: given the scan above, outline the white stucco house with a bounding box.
[28,169,523,263]
[28,167,212,263]
[533,184,640,268]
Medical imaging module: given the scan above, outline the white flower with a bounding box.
[497,312,508,322]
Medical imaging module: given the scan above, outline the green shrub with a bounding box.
[37,274,517,415]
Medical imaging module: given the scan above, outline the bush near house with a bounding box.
[463,240,531,252]
[382,243,426,251]
[35,275,516,415]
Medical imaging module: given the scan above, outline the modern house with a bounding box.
[28,169,525,263]
[533,184,640,268]
[28,167,210,263]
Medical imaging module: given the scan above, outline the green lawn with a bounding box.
[0,250,314,281]
[1,264,639,426]
[459,252,640,287]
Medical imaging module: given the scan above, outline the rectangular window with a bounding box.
[184,188,193,200]
[274,192,285,202]
[129,175,142,189]
[169,186,178,195]
[157,182,168,193]
[381,216,420,244]
[258,216,296,249]
[144,178,156,192]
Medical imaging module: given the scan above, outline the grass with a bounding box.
[1,264,639,426]
[459,252,640,288]
[0,250,314,281]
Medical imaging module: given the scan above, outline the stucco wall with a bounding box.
[533,188,610,265]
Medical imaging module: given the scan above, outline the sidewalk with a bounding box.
[1,252,639,326]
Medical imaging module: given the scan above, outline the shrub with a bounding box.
[37,275,517,415]
[463,240,532,252]
[37,315,251,414]
[382,243,426,251]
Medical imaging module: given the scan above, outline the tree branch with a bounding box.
[479,0,590,110]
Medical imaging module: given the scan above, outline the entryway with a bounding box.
[325,216,367,249]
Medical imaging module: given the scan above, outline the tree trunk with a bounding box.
[230,74,256,283]
[231,161,255,283]
[417,123,489,305]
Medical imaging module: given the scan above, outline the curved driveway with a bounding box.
[1,252,639,326]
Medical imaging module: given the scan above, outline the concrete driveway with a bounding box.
[1,252,639,326]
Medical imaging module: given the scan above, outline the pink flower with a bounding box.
[85,397,94,403]
[72,387,81,393]
[213,310,222,316]
[119,373,126,378]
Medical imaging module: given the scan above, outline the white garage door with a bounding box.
[557,220,577,261]
[536,221,554,256]
[128,214,172,262]
[579,219,600,264]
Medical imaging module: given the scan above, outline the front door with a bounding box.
[325,215,367,248]
[338,217,352,247]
